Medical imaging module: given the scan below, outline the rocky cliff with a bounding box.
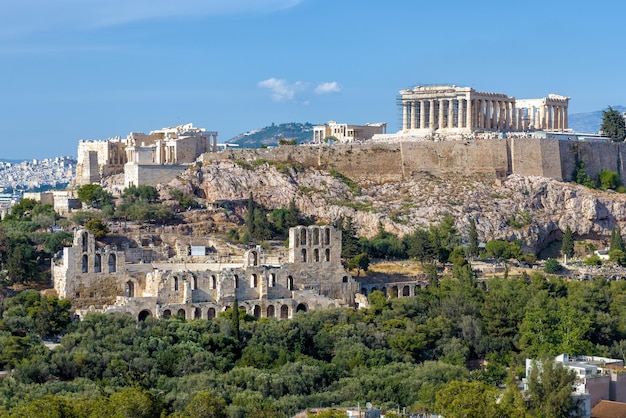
[169,159,626,253]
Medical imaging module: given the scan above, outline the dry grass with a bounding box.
[368,261,425,275]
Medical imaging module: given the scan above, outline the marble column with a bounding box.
[429,100,436,129]
[466,98,473,129]
[402,102,409,130]
[448,99,455,128]
[419,100,426,129]
[438,99,445,130]
[459,99,465,128]
[563,107,568,130]
[409,102,416,130]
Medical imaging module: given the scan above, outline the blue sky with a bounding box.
[1,0,625,159]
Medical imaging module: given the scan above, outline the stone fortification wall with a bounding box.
[124,163,187,188]
[559,141,626,184]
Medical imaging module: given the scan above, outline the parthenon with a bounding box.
[398,85,570,134]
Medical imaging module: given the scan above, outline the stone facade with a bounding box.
[312,121,387,144]
[52,226,360,321]
[75,123,218,187]
[398,85,569,135]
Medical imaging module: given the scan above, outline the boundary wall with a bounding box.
[199,138,626,185]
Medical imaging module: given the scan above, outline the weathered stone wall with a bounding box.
[124,163,187,188]
[200,139,626,185]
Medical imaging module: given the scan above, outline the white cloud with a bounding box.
[0,0,303,37]
[314,81,341,95]
[258,78,341,103]
[258,78,308,102]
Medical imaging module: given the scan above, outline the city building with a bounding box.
[312,121,387,144]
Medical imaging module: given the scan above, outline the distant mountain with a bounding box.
[568,105,626,134]
[226,122,314,148]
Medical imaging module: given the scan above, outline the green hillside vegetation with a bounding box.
[227,122,314,148]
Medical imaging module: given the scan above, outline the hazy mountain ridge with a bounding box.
[567,105,626,134]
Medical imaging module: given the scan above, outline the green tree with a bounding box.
[599,169,621,190]
[468,217,479,258]
[404,228,435,265]
[85,218,109,239]
[348,253,370,276]
[611,225,625,252]
[434,380,500,418]
[182,391,228,418]
[76,184,112,208]
[232,298,240,344]
[600,106,626,142]
[544,258,562,274]
[526,358,577,418]
[561,226,574,260]
[337,216,360,260]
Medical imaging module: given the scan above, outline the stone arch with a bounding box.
[324,228,331,245]
[312,228,319,245]
[251,274,258,288]
[371,286,378,292]
[267,305,275,318]
[94,254,101,273]
[194,307,201,319]
[300,228,307,245]
[280,304,289,319]
[325,248,330,262]
[296,303,308,313]
[211,275,217,289]
[108,254,116,272]
[301,248,307,262]
[381,287,387,297]
[314,248,319,262]
[81,232,88,252]
[342,276,349,283]
[207,307,216,320]
[177,309,186,319]
[287,275,294,291]
[391,286,398,298]
[253,305,261,318]
[162,309,171,318]
[361,287,368,295]
[193,276,198,290]
[234,274,239,289]
[269,273,276,287]
[250,250,258,266]
[125,281,135,297]
[403,285,410,297]
[173,276,179,291]
[138,310,151,321]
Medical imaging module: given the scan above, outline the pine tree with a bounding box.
[468,218,479,258]
[600,106,626,142]
[561,226,575,259]
[231,298,240,344]
[339,216,360,259]
[610,225,625,252]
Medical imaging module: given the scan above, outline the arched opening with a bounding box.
[325,248,330,262]
[269,273,276,287]
[82,233,88,252]
[403,285,410,297]
[207,308,216,320]
[173,277,179,291]
[125,281,135,297]
[253,305,261,318]
[177,309,186,319]
[391,286,398,298]
[251,274,258,288]
[211,275,217,289]
[361,287,367,295]
[94,254,101,273]
[381,287,387,297]
[312,228,319,245]
[325,228,331,245]
[138,310,151,321]
[372,286,378,292]
[194,307,201,319]
[301,248,307,263]
[287,276,294,291]
[82,254,88,273]
[314,248,319,262]
[108,254,116,272]
[250,251,258,266]
[280,305,289,319]
[162,309,171,318]
[300,229,307,245]
[267,305,275,318]
[234,274,239,289]
[193,276,198,290]
[296,303,308,313]
[342,276,349,283]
